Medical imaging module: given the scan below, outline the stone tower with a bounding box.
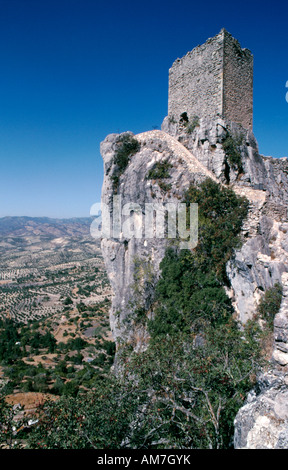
[168,28,253,130]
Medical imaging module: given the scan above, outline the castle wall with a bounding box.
[168,31,224,122]
[168,29,253,130]
[223,32,253,130]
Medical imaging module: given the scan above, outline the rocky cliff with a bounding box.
[100,129,218,351]
[100,114,288,448]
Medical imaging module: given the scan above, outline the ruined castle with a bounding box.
[168,28,253,131]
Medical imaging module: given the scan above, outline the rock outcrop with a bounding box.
[234,274,288,449]
[100,115,288,448]
[100,129,217,352]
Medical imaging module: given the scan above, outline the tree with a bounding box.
[63,296,73,306]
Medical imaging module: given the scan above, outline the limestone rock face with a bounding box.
[100,129,216,352]
[162,115,266,186]
[234,371,288,449]
[226,215,288,324]
[100,116,288,447]
[233,273,288,449]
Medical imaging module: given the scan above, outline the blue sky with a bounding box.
[0,0,287,218]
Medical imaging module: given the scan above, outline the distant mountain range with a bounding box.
[0,216,94,238]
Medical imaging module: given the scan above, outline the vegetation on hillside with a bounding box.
[0,179,283,449]
[0,300,114,400]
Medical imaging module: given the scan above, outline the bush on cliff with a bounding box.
[257,282,283,329]
[222,132,244,174]
[111,134,140,189]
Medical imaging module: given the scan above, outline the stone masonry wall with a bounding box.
[168,30,224,121]
[168,29,253,130]
[223,31,253,131]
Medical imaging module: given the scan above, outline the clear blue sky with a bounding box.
[0,0,287,218]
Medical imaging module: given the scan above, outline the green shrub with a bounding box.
[0,320,23,364]
[158,181,172,192]
[111,134,140,189]
[179,112,199,133]
[70,353,83,365]
[186,115,200,134]
[92,353,106,367]
[146,160,173,180]
[63,296,73,305]
[62,380,79,397]
[222,132,244,173]
[66,337,87,351]
[148,249,233,338]
[146,160,173,192]
[257,282,283,329]
[101,340,116,356]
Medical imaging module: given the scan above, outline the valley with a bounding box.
[0,217,113,421]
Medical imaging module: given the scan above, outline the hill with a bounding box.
[0,216,94,238]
